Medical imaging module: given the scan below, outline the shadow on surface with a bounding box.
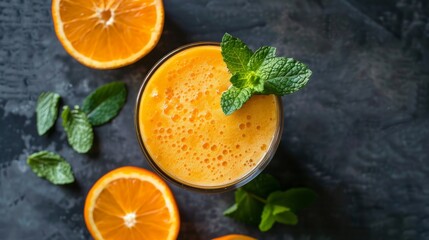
[265,144,369,240]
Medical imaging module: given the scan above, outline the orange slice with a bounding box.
[213,234,257,240]
[84,166,179,240]
[52,0,164,69]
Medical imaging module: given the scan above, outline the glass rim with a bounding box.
[134,42,284,193]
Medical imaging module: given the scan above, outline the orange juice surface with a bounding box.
[138,45,280,187]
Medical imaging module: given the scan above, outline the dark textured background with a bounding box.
[1,0,429,239]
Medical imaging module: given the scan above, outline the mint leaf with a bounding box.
[230,72,264,92]
[221,33,253,74]
[275,211,298,225]
[248,46,276,71]
[82,82,127,126]
[259,203,298,231]
[221,86,253,115]
[272,205,290,215]
[258,57,312,95]
[36,92,60,135]
[259,204,276,232]
[271,205,297,225]
[27,151,74,185]
[223,188,264,225]
[242,174,281,198]
[62,106,93,153]
[267,188,317,212]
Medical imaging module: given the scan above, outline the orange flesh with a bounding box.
[57,0,162,63]
[93,179,170,239]
[139,46,280,187]
[85,167,179,240]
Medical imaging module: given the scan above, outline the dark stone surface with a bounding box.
[1,0,429,239]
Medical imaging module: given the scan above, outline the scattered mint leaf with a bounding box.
[259,204,276,232]
[258,57,312,95]
[224,174,316,232]
[36,92,60,135]
[223,188,264,226]
[248,46,276,71]
[242,173,281,198]
[62,106,94,153]
[267,188,317,212]
[82,81,127,126]
[220,33,312,115]
[221,86,253,115]
[221,33,253,74]
[27,151,74,184]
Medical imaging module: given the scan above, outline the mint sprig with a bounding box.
[36,92,60,135]
[220,33,312,115]
[27,151,74,185]
[224,174,316,232]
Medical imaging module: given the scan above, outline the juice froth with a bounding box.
[138,45,280,188]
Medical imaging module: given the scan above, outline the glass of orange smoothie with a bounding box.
[135,43,283,192]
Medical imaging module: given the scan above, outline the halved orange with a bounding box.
[213,234,257,240]
[84,166,180,240]
[52,0,164,69]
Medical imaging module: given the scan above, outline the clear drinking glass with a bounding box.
[134,42,284,193]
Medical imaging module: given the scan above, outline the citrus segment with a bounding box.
[52,0,164,69]
[84,167,179,240]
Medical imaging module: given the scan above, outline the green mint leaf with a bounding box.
[259,204,296,231]
[248,46,276,71]
[271,205,297,225]
[221,86,253,115]
[36,92,60,135]
[272,205,290,215]
[258,57,312,95]
[82,82,127,126]
[230,72,264,92]
[259,203,297,231]
[267,188,317,212]
[223,188,264,226]
[242,174,281,198]
[275,211,298,225]
[27,151,74,185]
[62,106,94,153]
[259,204,276,232]
[221,33,253,74]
